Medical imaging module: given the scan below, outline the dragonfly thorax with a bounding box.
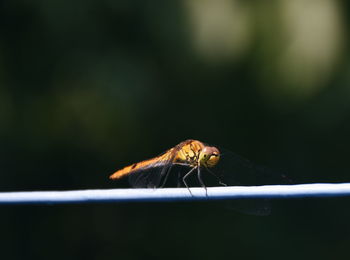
[175,141,220,168]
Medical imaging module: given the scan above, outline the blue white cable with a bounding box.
[0,183,349,204]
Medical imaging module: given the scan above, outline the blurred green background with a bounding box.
[1,0,350,259]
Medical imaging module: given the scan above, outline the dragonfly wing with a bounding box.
[224,199,272,216]
[128,148,179,188]
[128,166,165,188]
[210,147,290,186]
[205,147,289,216]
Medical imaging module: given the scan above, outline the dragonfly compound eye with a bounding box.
[199,146,220,168]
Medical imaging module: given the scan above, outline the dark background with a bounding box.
[1,1,350,259]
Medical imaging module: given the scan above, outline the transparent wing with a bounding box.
[128,166,165,188]
[201,147,290,216]
[208,147,291,187]
[224,199,272,216]
[128,149,179,188]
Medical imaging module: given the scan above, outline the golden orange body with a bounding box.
[109,139,220,181]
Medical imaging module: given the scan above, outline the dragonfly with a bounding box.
[109,139,287,191]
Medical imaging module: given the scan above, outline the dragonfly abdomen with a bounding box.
[109,153,171,180]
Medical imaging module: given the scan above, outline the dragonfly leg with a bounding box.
[183,167,196,196]
[175,162,190,167]
[160,165,174,188]
[197,167,208,197]
[205,167,227,186]
[177,171,182,187]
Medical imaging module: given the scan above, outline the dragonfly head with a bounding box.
[199,146,220,168]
